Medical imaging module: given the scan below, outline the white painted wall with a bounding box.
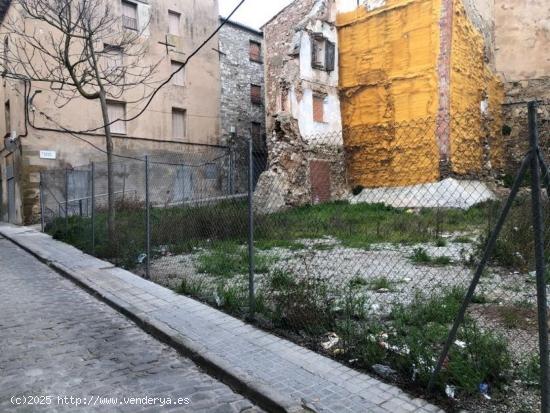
[292,88,342,140]
[290,17,342,144]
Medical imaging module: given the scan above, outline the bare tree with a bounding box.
[1,0,161,242]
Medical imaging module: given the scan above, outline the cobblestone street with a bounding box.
[0,237,261,413]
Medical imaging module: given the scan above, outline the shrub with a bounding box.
[410,247,431,264]
[260,270,334,334]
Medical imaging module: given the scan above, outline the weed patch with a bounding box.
[409,247,452,266]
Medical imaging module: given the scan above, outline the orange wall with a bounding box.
[337,0,504,188]
[450,0,504,175]
[337,0,442,187]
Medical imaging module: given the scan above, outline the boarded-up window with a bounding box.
[310,160,331,204]
[311,34,335,72]
[249,41,261,62]
[168,11,181,36]
[313,94,325,123]
[250,84,262,105]
[172,108,186,139]
[171,61,185,86]
[107,101,127,135]
[122,1,138,30]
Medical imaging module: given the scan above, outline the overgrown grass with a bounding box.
[255,201,494,249]
[196,242,275,278]
[48,200,494,270]
[367,276,393,291]
[476,196,550,271]
[409,247,452,266]
[341,288,512,395]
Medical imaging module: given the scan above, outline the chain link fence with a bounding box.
[40,104,550,412]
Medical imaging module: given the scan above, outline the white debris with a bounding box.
[321,332,340,350]
[349,178,496,210]
[455,340,467,349]
[446,385,457,399]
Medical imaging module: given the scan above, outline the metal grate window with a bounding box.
[122,1,138,30]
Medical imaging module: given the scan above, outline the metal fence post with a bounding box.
[145,156,151,279]
[528,101,550,413]
[91,162,96,254]
[228,148,234,195]
[247,137,255,320]
[39,172,45,232]
[64,168,69,236]
[428,151,532,391]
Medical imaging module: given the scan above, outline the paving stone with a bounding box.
[0,238,263,413]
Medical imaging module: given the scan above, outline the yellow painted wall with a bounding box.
[337,0,442,187]
[449,0,504,175]
[337,0,505,188]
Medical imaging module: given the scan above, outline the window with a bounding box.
[250,84,262,105]
[311,34,335,72]
[122,1,138,30]
[107,101,127,135]
[251,122,265,150]
[4,100,10,134]
[104,44,123,74]
[249,41,261,62]
[312,94,325,123]
[251,121,261,140]
[171,61,185,86]
[172,108,186,139]
[168,11,181,36]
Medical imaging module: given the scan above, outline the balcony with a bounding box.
[122,15,137,31]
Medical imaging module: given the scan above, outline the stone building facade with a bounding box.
[259,0,346,213]
[0,0,222,224]
[218,18,266,193]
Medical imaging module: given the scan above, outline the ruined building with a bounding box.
[218,18,267,192]
[262,0,549,204]
[259,0,346,212]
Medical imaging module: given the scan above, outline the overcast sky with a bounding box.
[219,0,294,30]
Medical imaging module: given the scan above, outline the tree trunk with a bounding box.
[98,90,116,244]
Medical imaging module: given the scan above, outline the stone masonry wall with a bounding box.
[218,20,266,193]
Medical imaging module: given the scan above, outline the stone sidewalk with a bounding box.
[0,237,262,413]
[0,224,445,413]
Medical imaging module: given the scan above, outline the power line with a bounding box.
[27,0,248,135]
